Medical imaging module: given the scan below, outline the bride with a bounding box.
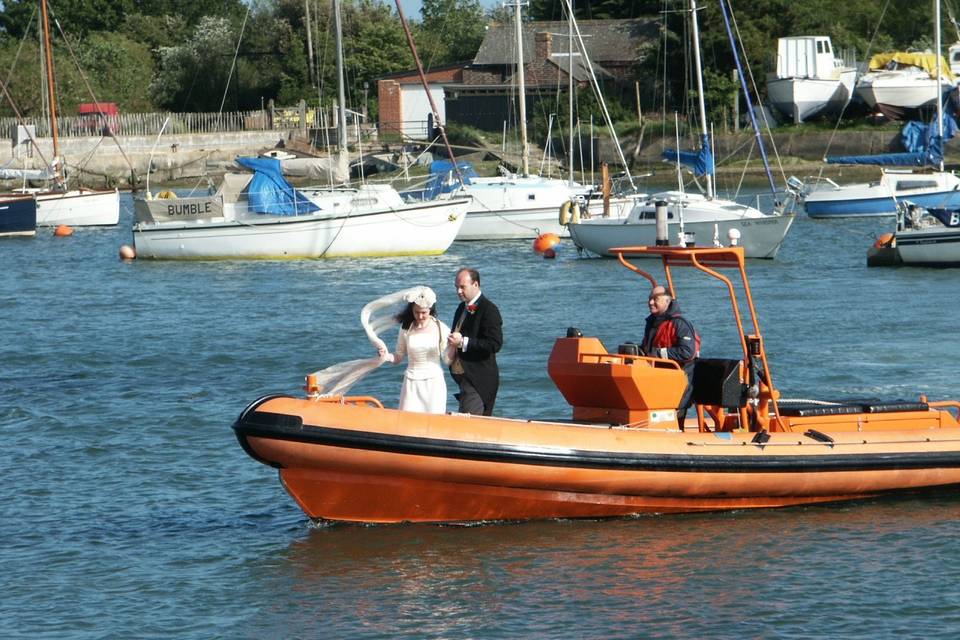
[378,286,456,413]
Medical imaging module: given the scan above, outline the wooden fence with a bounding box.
[0,103,341,139]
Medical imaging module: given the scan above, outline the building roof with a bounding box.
[472,18,659,66]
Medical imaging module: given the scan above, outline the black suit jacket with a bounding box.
[451,294,503,405]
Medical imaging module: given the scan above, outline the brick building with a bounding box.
[377,19,658,138]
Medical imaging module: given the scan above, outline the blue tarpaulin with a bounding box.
[406,160,478,201]
[236,156,320,216]
[925,208,960,227]
[827,115,958,166]
[662,134,715,177]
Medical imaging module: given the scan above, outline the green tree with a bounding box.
[149,16,239,111]
[0,0,135,38]
[417,0,486,64]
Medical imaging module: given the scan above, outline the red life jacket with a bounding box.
[651,316,701,363]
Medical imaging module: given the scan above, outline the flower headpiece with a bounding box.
[404,286,437,309]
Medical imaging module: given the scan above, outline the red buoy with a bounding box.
[533,233,560,254]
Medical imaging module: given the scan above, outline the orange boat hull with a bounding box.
[234,395,960,523]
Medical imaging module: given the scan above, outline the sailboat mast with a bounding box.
[333,0,348,155]
[688,0,713,199]
[936,0,945,172]
[514,0,530,176]
[567,0,574,186]
[39,0,61,184]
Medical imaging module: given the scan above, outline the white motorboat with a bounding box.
[855,51,954,120]
[766,36,857,124]
[568,191,794,259]
[132,158,469,260]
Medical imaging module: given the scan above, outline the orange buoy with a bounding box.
[53,225,74,237]
[874,232,895,248]
[119,245,136,260]
[533,232,560,254]
[543,248,557,259]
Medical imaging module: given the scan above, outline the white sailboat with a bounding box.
[449,0,632,240]
[131,0,468,260]
[132,158,468,259]
[567,0,794,259]
[0,0,119,227]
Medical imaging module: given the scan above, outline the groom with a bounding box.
[448,267,503,416]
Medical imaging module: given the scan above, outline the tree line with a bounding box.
[0,0,948,127]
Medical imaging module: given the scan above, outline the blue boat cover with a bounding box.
[662,134,715,177]
[236,156,320,216]
[924,208,960,227]
[408,160,478,201]
[827,115,958,166]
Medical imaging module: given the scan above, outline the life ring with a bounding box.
[559,200,580,225]
[157,190,177,199]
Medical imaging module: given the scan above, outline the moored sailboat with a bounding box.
[567,0,794,259]
[132,157,469,259]
[0,0,119,227]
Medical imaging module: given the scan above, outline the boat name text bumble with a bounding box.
[165,202,214,217]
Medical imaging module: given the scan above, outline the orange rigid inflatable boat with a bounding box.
[233,246,960,524]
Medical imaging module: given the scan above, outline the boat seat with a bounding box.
[775,403,863,417]
[776,400,930,417]
[692,358,746,408]
[863,401,929,413]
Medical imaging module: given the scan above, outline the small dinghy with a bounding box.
[233,246,960,524]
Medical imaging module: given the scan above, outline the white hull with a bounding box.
[895,208,960,266]
[802,171,960,217]
[896,228,960,265]
[133,191,470,259]
[855,72,949,109]
[568,193,794,259]
[766,71,856,123]
[456,176,593,240]
[34,189,120,226]
[459,193,640,240]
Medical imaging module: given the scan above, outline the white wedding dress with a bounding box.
[394,319,451,413]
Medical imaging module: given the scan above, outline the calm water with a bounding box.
[4,194,960,638]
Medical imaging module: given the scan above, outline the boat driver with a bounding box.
[640,286,699,429]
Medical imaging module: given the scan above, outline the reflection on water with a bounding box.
[228,495,960,637]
